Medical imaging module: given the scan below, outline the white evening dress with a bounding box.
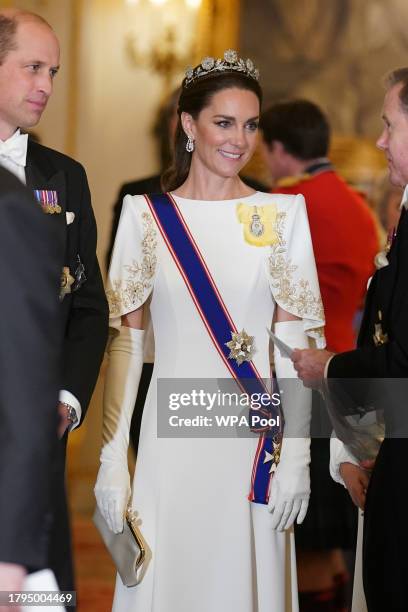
[106,191,325,612]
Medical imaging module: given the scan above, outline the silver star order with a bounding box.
[263,442,281,473]
[225,329,255,365]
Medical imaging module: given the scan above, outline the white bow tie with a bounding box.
[0,133,28,167]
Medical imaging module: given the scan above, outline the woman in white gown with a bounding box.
[95,50,325,612]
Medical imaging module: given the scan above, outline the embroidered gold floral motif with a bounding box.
[268,212,324,321]
[106,212,157,316]
[236,203,280,247]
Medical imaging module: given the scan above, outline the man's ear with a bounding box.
[181,112,195,140]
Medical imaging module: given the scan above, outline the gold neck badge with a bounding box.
[236,203,279,247]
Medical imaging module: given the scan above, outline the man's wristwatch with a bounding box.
[61,402,79,425]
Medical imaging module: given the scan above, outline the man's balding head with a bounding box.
[0,10,59,139]
[0,9,53,65]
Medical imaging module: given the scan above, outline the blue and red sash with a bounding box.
[146,193,282,504]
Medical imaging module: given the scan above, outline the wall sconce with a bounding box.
[125,0,201,93]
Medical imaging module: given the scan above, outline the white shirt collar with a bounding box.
[0,129,28,183]
[1,128,22,144]
[0,128,28,165]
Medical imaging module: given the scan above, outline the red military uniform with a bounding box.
[273,163,379,352]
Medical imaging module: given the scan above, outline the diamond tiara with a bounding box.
[183,49,260,88]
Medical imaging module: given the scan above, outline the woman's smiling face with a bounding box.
[182,86,260,180]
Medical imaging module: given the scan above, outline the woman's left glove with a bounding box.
[268,320,312,530]
[94,326,144,534]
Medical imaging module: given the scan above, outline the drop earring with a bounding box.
[186,136,195,153]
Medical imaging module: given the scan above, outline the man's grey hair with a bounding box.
[384,67,408,115]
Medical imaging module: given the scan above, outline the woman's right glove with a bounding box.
[268,320,312,531]
[94,326,144,534]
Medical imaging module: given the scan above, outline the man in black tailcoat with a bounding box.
[0,9,109,596]
[292,68,408,611]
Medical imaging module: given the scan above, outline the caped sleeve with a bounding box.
[105,194,158,329]
[265,193,326,347]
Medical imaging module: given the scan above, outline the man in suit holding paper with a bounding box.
[293,68,408,611]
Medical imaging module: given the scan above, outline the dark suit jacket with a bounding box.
[26,139,109,417]
[0,168,61,569]
[328,207,408,611]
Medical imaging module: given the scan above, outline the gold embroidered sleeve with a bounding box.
[106,211,157,317]
[268,211,325,321]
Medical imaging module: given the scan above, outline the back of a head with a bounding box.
[261,100,330,161]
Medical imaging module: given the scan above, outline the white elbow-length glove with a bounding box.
[268,320,312,530]
[94,326,144,534]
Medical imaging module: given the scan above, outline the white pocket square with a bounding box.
[66,211,75,225]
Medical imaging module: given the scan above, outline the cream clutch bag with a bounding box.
[93,505,146,587]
